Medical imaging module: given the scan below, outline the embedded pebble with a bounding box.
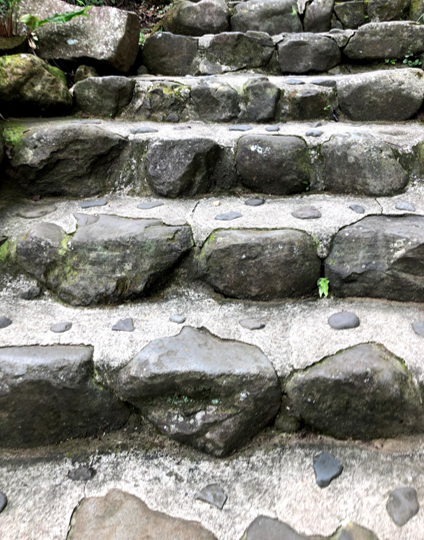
[167,113,179,123]
[229,125,252,131]
[50,322,72,333]
[195,484,227,510]
[312,121,324,127]
[80,200,107,209]
[245,198,265,207]
[305,129,323,137]
[310,78,337,87]
[349,204,365,214]
[137,201,164,209]
[0,492,7,513]
[313,452,343,488]
[291,206,321,219]
[328,311,360,330]
[395,202,416,212]
[16,204,57,219]
[215,211,243,221]
[285,79,304,85]
[170,314,186,324]
[131,127,158,134]
[386,487,419,527]
[0,317,12,329]
[112,318,135,332]
[174,126,191,130]
[239,318,266,330]
[20,286,41,300]
[412,321,424,337]
[265,126,280,132]
[68,466,96,482]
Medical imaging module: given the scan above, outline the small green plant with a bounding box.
[384,58,397,65]
[323,104,331,111]
[139,29,146,46]
[302,180,310,191]
[403,45,422,67]
[317,277,330,298]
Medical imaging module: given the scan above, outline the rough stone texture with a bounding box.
[304,0,335,32]
[337,69,424,121]
[17,0,140,73]
[367,0,410,22]
[386,487,419,527]
[0,35,27,56]
[278,83,337,121]
[199,229,321,300]
[112,326,281,457]
[231,0,302,35]
[0,345,129,447]
[240,77,280,123]
[130,81,190,122]
[236,135,310,195]
[74,76,135,117]
[344,21,424,60]
[16,215,193,306]
[410,0,424,20]
[162,0,229,36]
[142,33,198,76]
[313,452,343,488]
[0,54,72,116]
[328,311,360,330]
[147,138,220,197]
[67,489,217,540]
[326,215,424,302]
[5,124,127,197]
[320,132,409,196]
[333,1,365,29]
[74,64,99,83]
[195,484,227,510]
[277,34,341,73]
[190,80,240,122]
[285,343,423,439]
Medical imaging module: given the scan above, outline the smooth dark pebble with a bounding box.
[412,321,424,337]
[291,206,321,220]
[239,318,266,330]
[285,78,304,85]
[131,127,158,134]
[0,317,12,329]
[170,314,186,324]
[195,484,227,510]
[310,78,337,87]
[80,200,107,209]
[174,126,191,130]
[313,452,343,488]
[245,198,265,207]
[305,129,323,137]
[50,321,72,333]
[328,311,360,330]
[396,202,416,212]
[265,126,280,132]
[112,318,135,332]
[68,466,96,482]
[167,113,179,123]
[17,205,57,219]
[20,286,41,300]
[215,211,242,221]
[0,492,7,513]
[229,125,252,131]
[386,487,419,527]
[349,204,365,214]
[137,201,164,209]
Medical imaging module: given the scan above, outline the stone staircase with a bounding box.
[1,0,424,538]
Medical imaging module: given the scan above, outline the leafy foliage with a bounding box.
[20,7,91,31]
[317,277,330,298]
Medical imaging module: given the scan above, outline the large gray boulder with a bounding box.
[337,69,424,121]
[367,0,410,22]
[199,229,321,300]
[147,138,220,197]
[74,76,135,117]
[0,54,72,116]
[189,80,240,122]
[321,132,409,196]
[16,215,193,306]
[333,1,366,29]
[112,326,281,457]
[231,0,302,35]
[285,343,423,439]
[162,0,229,36]
[17,0,139,72]
[236,135,310,195]
[0,346,129,448]
[410,0,424,20]
[326,215,424,302]
[240,77,280,122]
[277,34,341,73]
[304,0,335,32]
[67,490,217,540]
[5,124,127,197]
[127,81,190,122]
[279,82,336,121]
[142,33,198,76]
[344,21,424,60]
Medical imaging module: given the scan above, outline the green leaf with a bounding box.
[20,7,91,31]
[317,277,330,298]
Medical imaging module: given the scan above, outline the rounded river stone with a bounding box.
[291,206,321,219]
[68,466,96,482]
[396,202,416,212]
[112,318,135,332]
[245,198,265,207]
[305,129,323,137]
[328,311,360,330]
[313,452,343,488]
[412,321,424,337]
[349,204,365,214]
[386,487,419,527]
[50,322,72,333]
[215,211,242,221]
[169,314,186,324]
[239,319,266,330]
[0,317,12,329]
[229,125,252,131]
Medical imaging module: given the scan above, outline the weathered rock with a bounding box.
[68,466,96,482]
[147,138,220,197]
[321,132,409,196]
[304,0,335,32]
[142,33,198,76]
[386,487,419,527]
[328,311,360,329]
[313,452,343,487]
[236,135,310,195]
[326,215,424,302]
[50,321,72,333]
[0,54,72,116]
[344,21,424,60]
[333,1,365,29]
[16,215,193,306]
[285,343,423,439]
[396,201,416,212]
[112,318,134,332]
[74,76,135,117]
[0,345,129,447]
[291,206,321,219]
[277,34,341,73]
[137,200,163,208]
[0,317,12,329]
[239,318,266,330]
[67,489,217,540]
[231,0,302,35]
[16,204,57,219]
[190,80,240,122]
[162,0,229,36]
[112,327,281,456]
[126,81,190,122]
[169,314,186,324]
[367,0,410,22]
[337,69,424,121]
[240,77,280,122]
[278,83,336,121]
[17,0,139,73]
[195,484,227,509]
[0,35,27,56]
[5,124,127,197]
[215,211,243,221]
[410,0,424,20]
[349,204,365,214]
[80,199,107,209]
[199,229,321,300]
[74,64,99,83]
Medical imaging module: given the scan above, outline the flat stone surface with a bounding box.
[285,79,305,85]
[112,318,135,332]
[313,452,343,488]
[265,126,280,132]
[349,204,365,214]
[68,466,96,482]
[195,484,227,510]
[386,487,419,527]
[0,492,7,513]
[137,201,164,209]
[239,319,266,330]
[305,129,323,137]
[229,125,252,131]
[20,286,41,300]
[291,206,322,219]
[328,311,360,330]
[396,202,416,212]
[215,211,242,221]
[0,317,12,329]
[16,205,57,219]
[50,321,72,333]
[131,127,158,134]
[80,200,107,209]
[245,198,265,207]
[412,321,424,338]
[169,314,186,324]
